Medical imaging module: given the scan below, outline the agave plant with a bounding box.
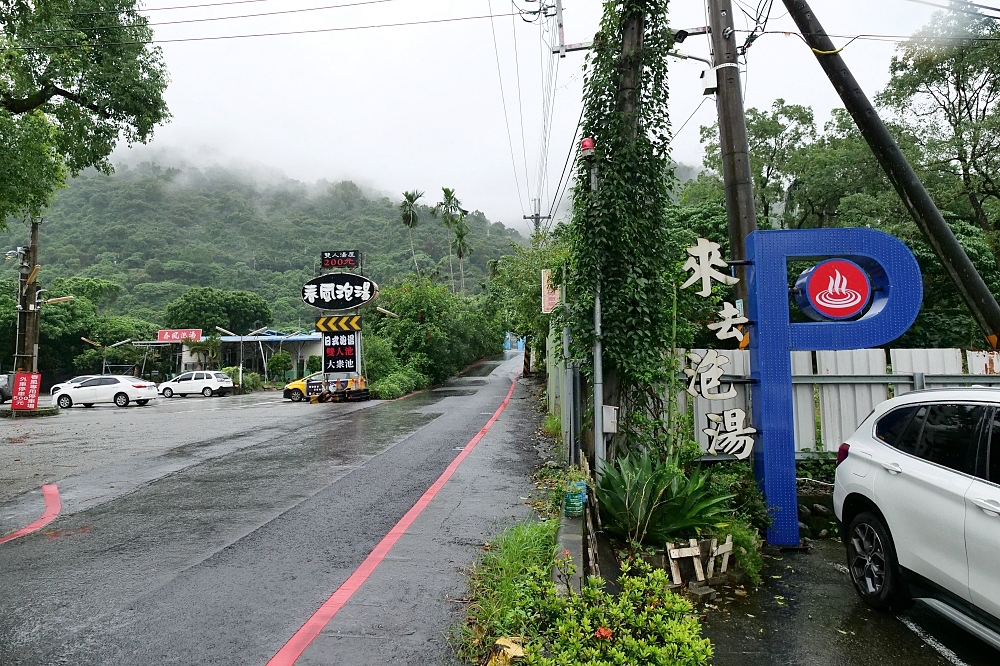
[595,452,734,545]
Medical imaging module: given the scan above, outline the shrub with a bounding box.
[221,367,263,391]
[705,461,771,533]
[370,362,429,399]
[306,355,322,373]
[595,452,734,545]
[722,519,764,587]
[362,334,399,382]
[267,350,293,379]
[523,564,713,666]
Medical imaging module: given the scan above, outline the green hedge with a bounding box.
[370,363,429,400]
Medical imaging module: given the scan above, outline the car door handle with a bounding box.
[972,498,1000,517]
[880,461,903,474]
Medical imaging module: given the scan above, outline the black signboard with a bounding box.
[323,332,357,373]
[321,250,360,269]
[301,273,378,311]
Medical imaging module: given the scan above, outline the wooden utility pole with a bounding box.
[708,0,757,301]
[14,218,40,372]
[523,198,551,235]
[782,0,1000,347]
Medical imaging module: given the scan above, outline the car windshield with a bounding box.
[68,376,92,384]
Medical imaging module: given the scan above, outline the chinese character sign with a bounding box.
[680,238,755,460]
[541,270,560,314]
[11,372,41,411]
[321,251,359,269]
[324,333,357,372]
[157,329,202,342]
[302,273,378,311]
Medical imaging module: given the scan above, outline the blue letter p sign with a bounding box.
[746,228,922,546]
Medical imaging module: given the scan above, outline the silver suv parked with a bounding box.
[834,387,1000,651]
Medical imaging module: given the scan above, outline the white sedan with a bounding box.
[55,376,158,408]
[158,371,234,398]
[50,375,97,396]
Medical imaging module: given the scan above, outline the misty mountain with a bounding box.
[0,162,526,330]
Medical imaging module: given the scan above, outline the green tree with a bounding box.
[451,215,473,294]
[185,335,221,370]
[701,98,815,225]
[399,190,425,276]
[267,349,293,379]
[164,287,272,334]
[0,0,170,226]
[879,11,1000,270]
[432,187,467,293]
[306,355,322,373]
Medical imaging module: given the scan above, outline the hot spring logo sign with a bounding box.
[679,229,923,547]
[301,273,378,311]
[795,258,872,320]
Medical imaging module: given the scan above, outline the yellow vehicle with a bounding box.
[283,373,369,402]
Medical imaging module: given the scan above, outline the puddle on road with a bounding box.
[461,362,500,378]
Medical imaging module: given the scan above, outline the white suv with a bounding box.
[834,387,1000,649]
[158,371,234,398]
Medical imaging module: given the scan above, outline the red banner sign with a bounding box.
[157,329,202,342]
[11,372,41,411]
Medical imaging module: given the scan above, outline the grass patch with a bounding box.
[541,412,561,438]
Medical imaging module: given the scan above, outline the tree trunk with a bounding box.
[409,228,420,276]
[523,338,532,375]
[459,257,465,294]
[448,247,455,293]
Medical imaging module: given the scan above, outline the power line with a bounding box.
[897,0,1000,17]
[39,0,405,34]
[667,96,711,148]
[545,105,583,228]
[510,5,533,205]
[486,0,528,215]
[0,11,520,51]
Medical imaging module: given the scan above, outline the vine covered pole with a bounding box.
[782,0,1000,348]
[708,0,757,300]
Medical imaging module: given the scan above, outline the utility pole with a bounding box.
[14,218,40,372]
[707,0,757,301]
[782,0,1000,348]
[523,198,551,235]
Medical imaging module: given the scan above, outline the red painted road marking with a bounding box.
[267,375,520,666]
[0,484,61,545]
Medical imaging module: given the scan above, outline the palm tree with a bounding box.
[432,187,467,293]
[399,190,424,277]
[185,335,221,370]
[451,215,473,294]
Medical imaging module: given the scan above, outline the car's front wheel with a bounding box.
[57,394,73,409]
[162,387,173,398]
[289,388,304,402]
[202,387,213,397]
[114,393,130,408]
[847,511,911,611]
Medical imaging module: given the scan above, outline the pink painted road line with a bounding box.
[0,484,61,545]
[267,375,520,666]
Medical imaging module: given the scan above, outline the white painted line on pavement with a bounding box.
[899,616,969,666]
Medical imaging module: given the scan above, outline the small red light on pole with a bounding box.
[580,137,595,157]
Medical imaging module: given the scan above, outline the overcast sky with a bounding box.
[117,0,941,234]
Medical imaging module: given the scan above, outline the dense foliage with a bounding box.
[367,278,503,385]
[0,161,524,332]
[457,520,712,665]
[0,0,169,225]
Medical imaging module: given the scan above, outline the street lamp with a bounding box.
[81,337,131,374]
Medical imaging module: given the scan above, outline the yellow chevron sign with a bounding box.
[316,315,362,332]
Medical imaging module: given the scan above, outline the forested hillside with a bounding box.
[0,161,525,331]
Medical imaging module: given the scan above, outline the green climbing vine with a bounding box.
[566,0,691,458]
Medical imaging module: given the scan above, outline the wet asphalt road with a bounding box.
[703,538,1000,666]
[0,356,522,664]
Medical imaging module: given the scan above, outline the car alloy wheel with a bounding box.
[290,389,304,402]
[202,387,213,397]
[850,522,886,596]
[114,393,130,407]
[162,387,173,398]
[57,394,73,409]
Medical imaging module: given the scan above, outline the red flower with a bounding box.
[594,627,612,641]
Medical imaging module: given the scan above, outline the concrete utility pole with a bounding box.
[14,218,40,372]
[523,198,551,235]
[707,0,757,300]
[782,0,1000,348]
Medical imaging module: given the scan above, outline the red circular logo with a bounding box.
[802,259,872,320]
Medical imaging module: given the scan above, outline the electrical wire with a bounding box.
[0,11,520,50]
[486,0,528,216]
[545,105,584,231]
[510,4,533,207]
[71,0,275,15]
[667,96,710,148]
[43,0,406,34]
[897,0,1000,17]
